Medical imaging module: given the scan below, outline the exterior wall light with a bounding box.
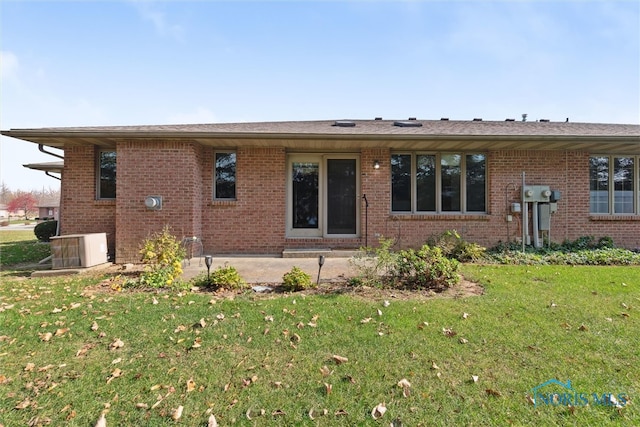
[144,196,162,210]
[373,160,380,169]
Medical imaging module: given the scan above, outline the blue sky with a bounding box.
[1,0,639,191]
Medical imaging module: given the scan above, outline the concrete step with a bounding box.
[282,249,358,258]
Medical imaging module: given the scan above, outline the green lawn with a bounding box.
[0,232,638,426]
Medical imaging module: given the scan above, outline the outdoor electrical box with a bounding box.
[550,190,561,202]
[523,185,552,203]
[538,204,551,231]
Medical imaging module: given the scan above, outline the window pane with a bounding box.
[215,152,236,199]
[99,151,116,199]
[466,154,486,212]
[441,154,461,211]
[589,156,609,213]
[614,157,634,213]
[391,154,412,211]
[416,155,436,211]
[292,162,319,228]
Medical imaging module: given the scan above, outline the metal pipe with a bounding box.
[38,144,64,160]
[522,172,526,253]
[362,194,369,248]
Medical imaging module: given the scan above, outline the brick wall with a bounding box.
[60,146,116,256]
[58,143,640,263]
[201,146,287,254]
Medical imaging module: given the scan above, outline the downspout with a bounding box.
[38,144,64,159]
[38,144,64,237]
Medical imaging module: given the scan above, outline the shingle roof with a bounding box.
[6,119,639,137]
[3,119,639,153]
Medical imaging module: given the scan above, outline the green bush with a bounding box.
[34,220,58,242]
[282,266,313,291]
[138,226,185,288]
[427,229,486,262]
[390,245,460,289]
[192,264,246,289]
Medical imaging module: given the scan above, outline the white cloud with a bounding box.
[130,0,185,41]
[0,50,19,81]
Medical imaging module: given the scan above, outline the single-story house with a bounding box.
[22,161,63,221]
[2,118,639,262]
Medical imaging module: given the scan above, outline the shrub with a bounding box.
[428,229,486,262]
[390,245,460,289]
[34,220,58,242]
[192,264,246,289]
[349,237,398,287]
[138,226,185,288]
[282,266,313,291]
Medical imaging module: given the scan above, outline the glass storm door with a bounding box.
[288,155,359,238]
[326,158,357,235]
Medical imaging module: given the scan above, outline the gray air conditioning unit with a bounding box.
[50,233,108,269]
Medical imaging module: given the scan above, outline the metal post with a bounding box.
[362,194,369,248]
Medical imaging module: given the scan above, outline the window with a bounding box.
[214,151,236,199]
[97,150,116,199]
[590,155,636,214]
[391,153,486,213]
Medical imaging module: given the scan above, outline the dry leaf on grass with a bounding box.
[106,368,123,384]
[332,354,348,364]
[186,378,196,392]
[308,408,328,420]
[109,338,124,350]
[208,414,218,427]
[39,332,53,342]
[94,413,106,427]
[172,405,183,421]
[397,378,411,397]
[371,403,387,419]
[320,365,332,377]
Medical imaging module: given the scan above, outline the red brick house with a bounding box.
[3,118,640,262]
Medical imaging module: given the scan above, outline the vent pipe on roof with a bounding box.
[505,118,515,122]
[408,117,417,121]
[440,118,449,121]
[374,117,382,120]
[394,121,422,128]
[473,118,483,121]
[333,120,356,127]
[539,119,550,122]
[522,114,528,122]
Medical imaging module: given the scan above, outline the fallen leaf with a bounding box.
[442,328,457,337]
[459,338,469,344]
[106,368,123,384]
[208,414,218,427]
[152,297,159,305]
[95,413,106,427]
[39,332,53,342]
[24,363,35,372]
[431,361,439,370]
[525,394,535,405]
[462,312,469,319]
[335,409,348,416]
[383,300,391,307]
[377,309,383,316]
[397,378,411,388]
[172,405,183,421]
[91,321,99,331]
[216,313,225,320]
[320,365,332,377]
[360,317,373,323]
[191,337,203,349]
[486,388,502,397]
[308,408,328,420]
[136,402,149,409]
[186,378,196,392]
[332,354,348,364]
[272,409,285,416]
[324,382,332,395]
[197,318,207,328]
[472,375,479,383]
[371,403,387,419]
[578,324,588,331]
[111,358,121,364]
[109,338,124,350]
[15,397,32,409]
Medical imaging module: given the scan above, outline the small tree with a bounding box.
[7,192,38,220]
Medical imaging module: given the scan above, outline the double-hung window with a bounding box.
[97,150,116,199]
[589,155,636,214]
[391,153,486,213]
[214,151,236,200]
